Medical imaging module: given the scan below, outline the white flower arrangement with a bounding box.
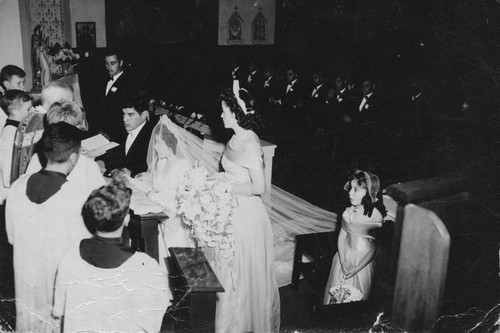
[176,161,235,262]
[329,284,363,304]
[52,48,80,64]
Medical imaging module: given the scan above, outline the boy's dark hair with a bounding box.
[40,122,82,163]
[82,182,132,233]
[0,90,32,116]
[0,65,26,90]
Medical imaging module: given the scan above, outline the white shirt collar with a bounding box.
[365,92,374,98]
[111,70,124,81]
[340,87,347,94]
[127,120,146,138]
[288,79,297,86]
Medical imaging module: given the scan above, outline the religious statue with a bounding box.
[31,25,51,89]
[227,5,243,43]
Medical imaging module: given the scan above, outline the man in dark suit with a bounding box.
[97,96,154,177]
[306,70,329,130]
[100,50,135,143]
[356,78,381,125]
[243,60,263,98]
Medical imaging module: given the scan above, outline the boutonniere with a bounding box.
[338,97,343,102]
[314,93,318,98]
[289,88,294,92]
[111,87,118,93]
[364,103,369,110]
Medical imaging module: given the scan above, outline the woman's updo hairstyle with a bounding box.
[219,88,262,132]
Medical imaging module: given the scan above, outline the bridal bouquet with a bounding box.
[176,161,235,261]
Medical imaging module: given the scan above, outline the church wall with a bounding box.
[0,0,28,88]
[69,0,106,48]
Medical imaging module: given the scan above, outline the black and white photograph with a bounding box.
[0,0,499,332]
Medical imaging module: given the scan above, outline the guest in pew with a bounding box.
[0,90,32,203]
[97,94,154,177]
[10,81,75,183]
[323,170,386,304]
[25,101,105,199]
[0,65,26,129]
[6,122,92,332]
[53,181,171,333]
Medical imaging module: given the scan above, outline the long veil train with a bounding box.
[130,115,337,287]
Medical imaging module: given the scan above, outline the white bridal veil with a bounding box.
[132,115,337,287]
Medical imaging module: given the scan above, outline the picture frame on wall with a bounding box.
[76,22,96,49]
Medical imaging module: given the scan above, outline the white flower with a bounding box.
[110,87,118,93]
[364,103,369,109]
[338,97,343,102]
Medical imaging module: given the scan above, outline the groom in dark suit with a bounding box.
[100,50,135,143]
[97,95,154,177]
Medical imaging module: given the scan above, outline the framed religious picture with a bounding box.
[76,22,96,49]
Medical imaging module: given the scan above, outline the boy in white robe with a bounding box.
[6,122,91,333]
[53,181,171,333]
[0,90,32,203]
[25,100,105,197]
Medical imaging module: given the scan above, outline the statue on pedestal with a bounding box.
[31,25,51,90]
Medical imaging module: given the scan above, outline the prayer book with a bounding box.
[81,134,119,158]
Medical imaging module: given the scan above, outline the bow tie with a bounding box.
[109,77,114,82]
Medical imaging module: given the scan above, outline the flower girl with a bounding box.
[324,170,386,304]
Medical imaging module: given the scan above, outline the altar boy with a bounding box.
[6,122,91,332]
[53,181,171,333]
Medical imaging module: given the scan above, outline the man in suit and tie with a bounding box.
[100,50,135,143]
[243,60,263,97]
[357,78,380,125]
[97,95,154,177]
[306,70,329,131]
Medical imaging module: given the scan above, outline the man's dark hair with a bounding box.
[40,122,82,163]
[105,49,123,63]
[122,94,148,114]
[0,90,32,116]
[82,181,132,233]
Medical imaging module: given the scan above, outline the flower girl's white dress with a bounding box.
[214,130,280,333]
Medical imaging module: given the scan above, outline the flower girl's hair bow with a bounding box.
[232,80,255,115]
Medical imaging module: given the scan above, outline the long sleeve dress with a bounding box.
[213,130,280,333]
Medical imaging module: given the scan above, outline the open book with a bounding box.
[81,134,119,158]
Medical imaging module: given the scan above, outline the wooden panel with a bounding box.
[386,175,469,205]
[392,204,450,331]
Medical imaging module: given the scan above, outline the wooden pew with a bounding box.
[386,175,468,278]
[392,204,450,331]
